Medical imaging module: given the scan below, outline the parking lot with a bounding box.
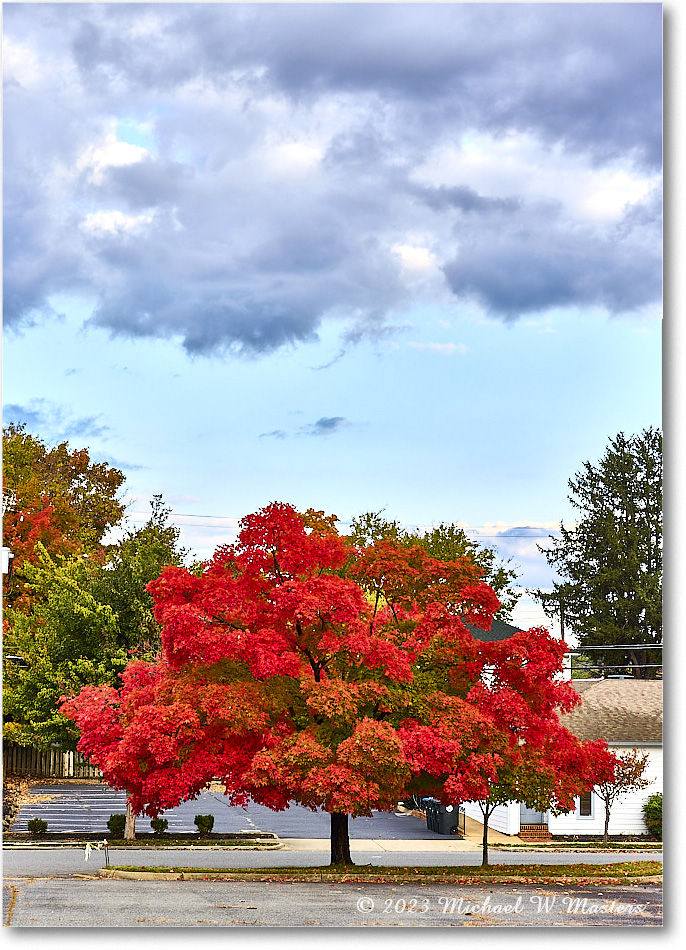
[9,782,446,839]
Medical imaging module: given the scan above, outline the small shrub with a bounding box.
[107,813,126,837]
[642,793,662,840]
[27,818,48,836]
[150,817,168,835]
[194,814,215,836]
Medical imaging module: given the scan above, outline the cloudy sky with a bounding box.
[3,1,663,632]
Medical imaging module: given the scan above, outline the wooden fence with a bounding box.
[2,741,103,779]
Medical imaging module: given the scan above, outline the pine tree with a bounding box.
[534,429,662,679]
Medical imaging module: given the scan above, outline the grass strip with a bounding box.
[106,860,661,881]
[3,834,280,848]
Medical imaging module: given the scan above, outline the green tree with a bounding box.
[3,550,129,747]
[349,512,519,620]
[2,496,186,748]
[93,495,187,655]
[642,793,662,839]
[533,429,662,678]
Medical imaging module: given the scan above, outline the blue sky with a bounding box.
[2,2,664,635]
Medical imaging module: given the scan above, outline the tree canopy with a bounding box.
[61,502,612,865]
[349,511,519,620]
[533,428,662,678]
[2,423,126,611]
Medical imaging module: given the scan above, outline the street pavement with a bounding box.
[2,844,664,880]
[3,878,663,927]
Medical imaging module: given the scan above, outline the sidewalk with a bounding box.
[462,814,525,846]
[278,815,523,852]
[279,837,483,852]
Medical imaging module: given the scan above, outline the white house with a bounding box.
[461,679,662,838]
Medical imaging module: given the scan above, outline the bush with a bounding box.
[107,813,126,837]
[150,817,168,835]
[27,818,48,836]
[642,793,662,840]
[194,814,215,836]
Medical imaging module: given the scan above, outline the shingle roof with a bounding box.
[560,679,662,744]
[465,619,521,642]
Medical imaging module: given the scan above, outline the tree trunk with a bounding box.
[330,812,353,866]
[603,800,611,843]
[124,799,136,840]
[480,804,490,867]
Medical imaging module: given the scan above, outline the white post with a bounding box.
[1,547,14,574]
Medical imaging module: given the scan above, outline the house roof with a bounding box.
[560,679,663,744]
[465,618,522,642]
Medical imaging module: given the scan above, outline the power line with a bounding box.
[568,664,663,670]
[123,511,563,535]
[574,643,662,653]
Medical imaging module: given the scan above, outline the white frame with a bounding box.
[576,790,595,819]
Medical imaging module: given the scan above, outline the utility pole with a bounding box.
[559,596,565,643]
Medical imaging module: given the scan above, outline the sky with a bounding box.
[2,1,664,636]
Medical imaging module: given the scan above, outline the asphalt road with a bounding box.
[3,878,662,927]
[1,846,664,877]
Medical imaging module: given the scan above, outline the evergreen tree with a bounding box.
[533,429,662,678]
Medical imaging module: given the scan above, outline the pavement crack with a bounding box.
[3,884,19,926]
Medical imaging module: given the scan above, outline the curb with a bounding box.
[2,841,284,851]
[97,868,663,885]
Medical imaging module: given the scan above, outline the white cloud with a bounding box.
[262,140,323,178]
[77,132,151,185]
[81,210,155,235]
[392,244,438,275]
[2,36,74,89]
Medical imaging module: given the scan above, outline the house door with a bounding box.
[520,804,548,824]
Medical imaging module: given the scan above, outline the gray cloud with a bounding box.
[260,417,350,439]
[96,158,195,210]
[302,417,350,437]
[3,3,662,356]
[443,187,662,318]
[414,185,521,216]
[40,3,660,167]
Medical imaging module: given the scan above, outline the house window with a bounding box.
[578,791,593,817]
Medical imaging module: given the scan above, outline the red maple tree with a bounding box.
[61,502,614,865]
